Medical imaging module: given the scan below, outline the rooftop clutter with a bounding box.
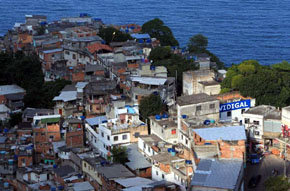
[0,13,289,191]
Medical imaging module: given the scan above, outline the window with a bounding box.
[241,109,245,114]
[103,144,106,148]
[171,129,176,135]
[143,143,146,149]
[107,135,110,141]
[196,105,202,111]
[227,111,231,117]
[185,139,188,145]
[101,132,104,137]
[135,95,138,100]
[84,163,87,168]
[114,136,118,141]
[245,118,250,124]
[65,51,70,55]
[134,132,140,138]
[209,104,215,109]
[122,135,127,140]
[148,147,151,152]
[162,174,165,179]
[181,135,183,140]
[156,171,158,176]
[253,120,260,125]
[73,54,76,59]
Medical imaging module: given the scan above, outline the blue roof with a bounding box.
[130,33,150,39]
[191,159,243,189]
[85,115,107,126]
[125,106,136,114]
[192,126,246,141]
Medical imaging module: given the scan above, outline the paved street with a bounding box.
[245,155,290,191]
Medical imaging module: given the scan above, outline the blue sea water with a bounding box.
[1,0,290,66]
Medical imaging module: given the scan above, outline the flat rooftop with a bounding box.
[177,93,218,106]
[244,105,276,115]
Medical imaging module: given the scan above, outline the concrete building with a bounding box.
[183,70,220,96]
[128,76,176,106]
[149,115,178,144]
[242,105,278,148]
[216,92,256,123]
[282,106,290,127]
[33,114,61,164]
[177,93,220,148]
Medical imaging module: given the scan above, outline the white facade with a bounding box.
[219,99,256,123]
[242,113,264,141]
[23,172,48,183]
[152,165,186,190]
[137,137,157,157]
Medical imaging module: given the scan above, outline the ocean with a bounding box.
[1,0,290,66]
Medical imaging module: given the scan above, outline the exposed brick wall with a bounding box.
[66,130,84,148]
[138,167,151,178]
[18,155,33,167]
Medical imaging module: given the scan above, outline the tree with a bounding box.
[99,27,132,44]
[139,94,166,121]
[148,46,172,62]
[9,112,23,127]
[188,34,208,53]
[265,176,290,191]
[142,18,179,46]
[110,146,128,164]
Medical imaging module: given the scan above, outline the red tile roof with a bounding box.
[86,43,112,54]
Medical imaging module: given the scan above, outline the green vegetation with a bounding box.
[110,146,128,164]
[139,94,166,121]
[187,34,224,69]
[99,27,132,44]
[188,34,208,53]
[265,176,290,191]
[0,52,71,109]
[9,112,23,127]
[221,60,290,107]
[149,46,198,95]
[142,18,179,46]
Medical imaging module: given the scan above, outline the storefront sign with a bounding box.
[220,99,251,112]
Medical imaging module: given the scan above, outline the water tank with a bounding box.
[8,159,13,165]
[182,115,187,119]
[53,164,58,169]
[167,148,172,153]
[58,186,64,190]
[155,115,161,120]
[185,160,192,164]
[210,119,215,124]
[203,120,210,125]
[162,114,168,119]
[4,182,9,188]
[150,66,156,70]
[50,188,56,191]
[171,151,176,156]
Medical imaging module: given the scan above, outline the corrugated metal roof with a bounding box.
[72,181,94,191]
[96,164,135,179]
[0,85,25,95]
[191,159,243,190]
[192,125,246,141]
[115,177,153,188]
[76,82,88,89]
[0,104,10,113]
[130,76,167,85]
[53,91,77,102]
[126,144,151,170]
[42,48,63,54]
[85,115,107,126]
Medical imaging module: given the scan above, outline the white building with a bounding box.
[217,92,256,123]
[242,105,277,145]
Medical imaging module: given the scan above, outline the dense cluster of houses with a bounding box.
[0,14,289,191]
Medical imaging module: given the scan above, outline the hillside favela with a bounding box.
[0,11,290,191]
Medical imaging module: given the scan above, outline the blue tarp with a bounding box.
[131,33,150,39]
